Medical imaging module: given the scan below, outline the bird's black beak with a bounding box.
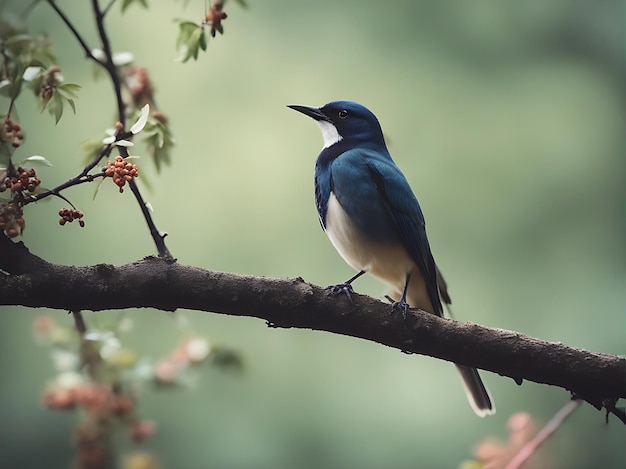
[287,104,330,122]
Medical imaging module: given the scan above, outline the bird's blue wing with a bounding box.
[363,155,443,317]
[314,166,330,230]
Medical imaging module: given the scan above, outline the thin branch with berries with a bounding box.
[39,1,173,257]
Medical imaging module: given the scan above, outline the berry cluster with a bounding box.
[1,118,24,148]
[0,202,25,238]
[1,167,41,194]
[124,65,154,109]
[42,384,157,443]
[105,156,138,193]
[206,0,227,37]
[58,208,85,227]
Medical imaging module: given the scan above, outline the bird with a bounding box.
[288,100,495,417]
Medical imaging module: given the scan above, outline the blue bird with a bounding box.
[288,100,495,417]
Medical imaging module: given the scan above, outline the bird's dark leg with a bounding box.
[326,270,366,302]
[392,273,411,319]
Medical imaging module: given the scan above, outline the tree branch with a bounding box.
[46,0,100,63]
[43,0,173,259]
[0,236,624,421]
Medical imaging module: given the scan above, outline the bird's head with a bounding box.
[288,100,386,149]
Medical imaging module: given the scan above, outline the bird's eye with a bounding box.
[338,109,348,119]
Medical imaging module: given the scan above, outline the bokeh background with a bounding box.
[1,0,624,468]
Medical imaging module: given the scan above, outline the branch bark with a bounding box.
[1,236,624,421]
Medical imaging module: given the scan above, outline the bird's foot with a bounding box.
[325,283,355,302]
[391,299,411,320]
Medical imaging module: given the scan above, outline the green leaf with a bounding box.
[189,28,205,60]
[51,91,64,124]
[5,34,33,48]
[121,0,148,13]
[92,176,107,200]
[198,28,208,51]
[175,20,209,62]
[176,21,200,48]
[81,138,105,163]
[0,80,13,98]
[56,83,81,99]
[65,98,76,114]
[4,60,26,100]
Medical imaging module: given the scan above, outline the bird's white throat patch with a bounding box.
[317,121,343,148]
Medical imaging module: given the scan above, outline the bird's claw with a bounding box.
[325,283,355,302]
[391,300,411,320]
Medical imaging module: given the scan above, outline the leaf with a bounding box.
[0,80,12,98]
[130,104,150,134]
[198,28,208,51]
[81,138,105,163]
[189,28,206,60]
[176,21,201,48]
[5,64,25,100]
[5,34,33,47]
[52,91,64,124]
[65,98,76,114]
[121,0,148,13]
[92,177,107,200]
[175,21,208,62]
[56,83,81,99]
[20,155,53,167]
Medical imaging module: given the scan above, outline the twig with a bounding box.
[90,0,172,258]
[25,171,105,205]
[20,0,43,20]
[504,400,582,469]
[39,1,173,258]
[91,0,125,124]
[71,310,87,337]
[102,0,117,17]
[46,1,100,63]
[127,178,172,258]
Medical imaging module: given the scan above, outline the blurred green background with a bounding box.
[1,0,624,468]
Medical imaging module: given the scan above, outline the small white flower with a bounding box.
[23,66,42,81]
[99,337,122,360]
[21,155,53,167]
[113,51,134,66]
[118,317,134,333]
[185,337,212,363]
[130,104,150,135]
[91,48,106,62]
[52,350,79,372]
[56,371,84,389]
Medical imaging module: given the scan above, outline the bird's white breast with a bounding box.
[325,193,410,283]
[324,192,434,312]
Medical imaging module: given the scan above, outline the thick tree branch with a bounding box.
[0,236,624,422]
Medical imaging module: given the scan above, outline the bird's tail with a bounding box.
[455,365,495,417]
